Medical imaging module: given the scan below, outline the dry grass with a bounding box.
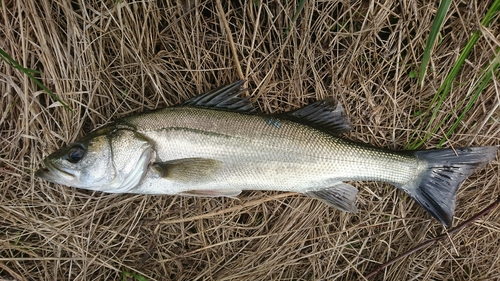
[1,0,499,280]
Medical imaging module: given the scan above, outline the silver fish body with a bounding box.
[36,81,498,226]
[123,106,425,194]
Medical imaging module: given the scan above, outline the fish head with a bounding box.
[36,126,154,193]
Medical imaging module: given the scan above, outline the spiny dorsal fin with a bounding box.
[182,80,256,113]
[152,158,222,182]
[281,98,351,136]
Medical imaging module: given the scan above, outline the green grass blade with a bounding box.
[0,47,72,112]
[122,269,148,281]
[283,0,306,36]
[418,0,452,87]
[0,48,40,74]
[407,0,500,149]
[480,0,500,25]
[437,51,500,147]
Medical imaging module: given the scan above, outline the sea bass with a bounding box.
[36,81,497,226]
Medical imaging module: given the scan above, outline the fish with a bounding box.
[36,80,498,226]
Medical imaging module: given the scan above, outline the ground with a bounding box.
[1,1,499,280]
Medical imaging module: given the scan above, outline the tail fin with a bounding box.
[404,146,497,227]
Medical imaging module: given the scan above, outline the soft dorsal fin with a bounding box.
[182,80,256,113]
[281,98,351,136]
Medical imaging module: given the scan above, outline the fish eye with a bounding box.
[67,145,85,163]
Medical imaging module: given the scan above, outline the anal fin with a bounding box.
[180,189,242,198]
[305,182,358,213]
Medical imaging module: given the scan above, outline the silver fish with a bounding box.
[36,81,498,226]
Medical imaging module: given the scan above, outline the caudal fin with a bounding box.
[404,146,497,226]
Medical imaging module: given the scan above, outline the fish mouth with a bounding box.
[35,160,76,183]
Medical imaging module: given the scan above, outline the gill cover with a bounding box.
[107,129,154,192]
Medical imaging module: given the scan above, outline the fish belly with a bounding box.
[125,107,425,194]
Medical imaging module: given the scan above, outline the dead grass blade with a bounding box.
[408,0,500,149]
[362,195,500,280]
[1,1,499,280]
[0,47,72,111]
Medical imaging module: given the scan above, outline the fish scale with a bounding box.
[36,81,498,226]
[123,106,423,193]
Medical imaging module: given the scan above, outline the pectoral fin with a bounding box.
[179,189,242,198]
[152,158,222,182]
[305,183,358,213]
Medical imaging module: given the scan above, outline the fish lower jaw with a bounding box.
[37,161,78,184]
